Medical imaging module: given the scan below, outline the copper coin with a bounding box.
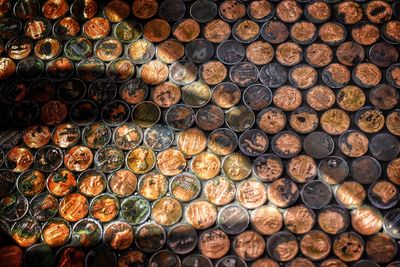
[151,196,182,226]
[83,17,110,40]
[355,106,385,134]
[236,179,267,209]
[369,42,398,68]
[132,0,158,19]
[339,130,369,158]
[165,104,195,131]
[322,63,350,88]
[212,82,241,109]
[382,20,400,44]
[181,82,212,108]
[204,176,236,206]
[189,0,217,23]
[131,101,161,128]
[246,40,274,66]
[51,123,80,149]
[138,172,168,201]
[268,178,299,208]
[135,223,166,252]
[234,230,265,261]
[351,205,383,236]
[5,146,33,173]
[253,153,284,182]
[143,124,174,152]
[320,108,350,135]
[218,204,249,235]
[318,156,349,185]
[77,169,106,198]
[70,218,102,247]
[365,233,397,264]
[273,85,302,111]
[11,216,40,248]
[207,128,238,156]
[59,193,88,222]
[47,169,76,197]
[126,146,155,175]
[319,22,347,45]
[24,17,51,40]
[113,20,142,44]
[251,205,282,236]
[216,39,245,65]
[199,60,227,85]
[149,250,180,267]
[186,200,217,230]
[22,124,51,149]
[276,0,302,23]
[203,19,231,44]
[170,173,201,203]
[366,0,393,24]
[185,38,214,64]
[334,1,363,24]
[286,258,315,267]
[318,205,349,235]
[140,60,168,85]
[113,123,143,151]
[167,223,197,254]
[127,39,155,65]
[368,180,398,209]
[284,204,315,235]
[41,218,71,248]
[261,20,289,44]
[108,169,137,198]
[156,148,186,176]
[267,231,299,262]
[151,82,181,108]
[387,157,400,185]
[222,152,252,181]
[52,16,80,40]
[257,107,287,134]
[351,21,380,45]
[275,42,303,67]
[369,84,399,110]
[173,19,200,43]
[182,255,212,267]
[289,107,319,134]
[156,39,184,64]
[289,64,317,89]
[17,169,45,197]
[290,21,317,45]
[95,37,123,62]
[336,85,365,112]
[46,57,75,81]
[103,221,134,251]
[387,63,400,88]
[301,180,332,209]
[300,230,331,261]
[271,131,302,159]
[304,0,331,23]
[103,0,130,23]
[177,127,207,156]
[190,151,220,180]
[306,85,335,111]
[286,155,317,183]
[304,43,333,68]
[239,129,269,157]
[90,193,120,223]
[333,232,364,262]
[6,36,32,60]
[198,228,230,260]
[0,57,16,80]
[225,105,255,132]
[247,0,275,22]
[259,63,288,88]
[335,181,366,209]
[64,145,93,172]
[81,122,111,149]
[353,63,382,88]
[229,62,259,88]
[41,1,68,20]
[232,19,260,43]
[143,19,171,43]
[196,104,224,131]
[219,0,246,22]
[351,156,381,185]
[118,79,147,105]
[335,41,365,67]
[369,133,400,161]
[70,0,97,20]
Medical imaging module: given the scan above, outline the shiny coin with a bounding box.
[103,221,134,251]
[41,218,71,248]
[143,124,174,151]
[64,145,93,172]
[204,176,236,206]
[186,200,217,230]
[233,230,265,261]
[170,60,197,86]
[128,39,155,65]
[251,205,282,236]
[126,146,155,175]
[190,151,220,180]
[108,169,137,198]
[198,228,230,259]
[236,179,268,209]
[267,231,299,262]
[318,205,349,235]
[52,16,80,40]
[156,39,184,64]
[138,172,168,200]
[368,180,398,210]
[284,204,315,234]
[77,169,106,198]
[351,205,383,236]
[151,196,182,226]
[172,19,200,43]
[383,208,400,239]
[22,124,51,149]
[47,169,76,197]
[113,19,142,43]
[106,58,135,83]
[165,104,195,131]
[82,17,110,40]
[335,181,366,209]
[170,173,201,202]
[89,193,119,223]
[59,193,89,222]
[222,152,252,181]
[218,204,249,235]
[52,123,80,149]
[300,230,331,261]
[113,123,142,151]
[225,105,255,132]
[5,146,33,173]
[11,216,40,248]
[70,218,102,247]
[156,148,186,176]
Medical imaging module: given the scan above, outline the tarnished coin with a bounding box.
[113,123,142,151]
[0,191,28,222]
[106,58,135,83]
[259,63,288,89]
[289,64,317,90]
[195,104,224,131]
[387,157,400,185]
[368,180,398,210]
[275,42,303,67]
[365,233,397,264]
[290,21,317,45]
[289,107,318,134]
[131,101,161,128]
[306,85,335,111]
[351,21,380,45]
[101,100,130,126]
[268,178,299,208]
[355,106,385,134]
[151,196,182,226]
[271,131,302,159]
[94,146,124,173]
[284,204,315,235]
[212,82,241,109]
[381,20,400,44]
[151,81,181,108]
[247,0,275,22]
[156,39,184,64]
[190,151,221,180]
[113,19,142,44]
[261,20,289,44]
[387,63,400,88]
[17,169,45,197]
[369,84,399,110]
[386,109,400,137]
[89,193,119,223]
[185,38,214,64]
[181,82,211,108]
[253,153,283,182]
[219,0,246,22]
[233,230,265,261]
[301,180,332,210]
[339,130,369,158]
[353,63,382,88]
[204,176,236,206]
[383,208,400,239]
[190,0,217,23]
[172,19,200,43]
[167,224,197,254]
[41,218,71,248]
[222,152,252,181]
[5,146,33,173]
[246,40,274,66]
[369,42,398,68]
[156,148,186,176]
[251,205,282,236]
[59,193,88,222]
[165,104,195,131]
[127,39,155,65]
[320,108,350,135]
[94,37,123,62]
[216,39,245,65]
[350,156,381,185]
[81,122,111,150]
[257,107,286,134]
[170,173,201,202]
[333,232,364,262]
[232,19,260,43]
[34,145,63,173]
[369,133,400,161]
[52,123,80,149]
[322,63,350,88]
[300,230,331,261]
[170,60,197,86]
[335,181,366,209]
[11,216,40,248]
[29,192,58,222]
[225,105,255,132]
[239,129,268,157]
[218,204,249,235]
[120,196,150,225]
[318,205,350,235]
[149,250,181,267]
[182,254,212,267]
[138,172,168,201]
[286,155,317,183]
[303,131,333,159]
[70,218,102,247]
[336,85,365,112]
[203,19,231,44]
[126,146,155,175]
[318,156,348,185]
[198,228,230,259]
[135,222,166,252]
[47,169,76,197]
[267,231,299,262]
[304,43,333,68]
[334,1,363,24]
[143,124,174,151]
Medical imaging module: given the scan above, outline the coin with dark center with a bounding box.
[182,254,212,267]
[369,133,400,161]
[303,131,334,159]
[212,82,241,109]
[267,231,299,262]
[158,0,186,21]
[185,38,214,64]
[216,39,245,65]
[218,0,246,22]
[165,104,195,131]
[259,63,287,88]
[350,156,381,185]
[195,104,224,131]
[318,156,349,185]
[218,204,249,235]
[301,180,332,210]
[167,223,197,254]
[190,0,217,23]
[304,0,331,23]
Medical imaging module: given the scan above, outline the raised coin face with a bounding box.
[103,221,134,251]
[198,228,230,259]
[335,181,366,209]
[318,205,350,235]
[236,179,268,210]
[90,193,119,223]
[233,230,265,261]
[351,205,383,236]
[156,148,186,176]
[268,178,299,208]
[204,176,235,206]
[151,196,182,226]
[138,172,168,201]
[185,200,217,230]
[368,180,398,210]
[41,218,71,248]
[59,193,88,222]
[267,231,299,262]
[333,232,364,262]
[170,173,201,202]
[77,169,106,198]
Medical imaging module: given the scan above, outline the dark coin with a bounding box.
[0,16,22,39]
[261,20,289,44]
[335,41,365,67]
[239,129,269,157]
[13,0,40,20]
[185,38,214,64]
[351,260,379,267]
[131,101,161,128]
[383,208,400,239]
[76,57,105,82]
[57,78,86,104]
[135,223,166,252]
[144,124,174,151]
[318,156,349,185]
[149,250,181,267]
[212,82,241,109]
[182,255,212,267]
[170,60,197,86]
[85,245,117,267]
[267,231,299,262]
[10,100,39,126]
[369,42,398,67]
[46,57,74,81]
[253,153,283,182]
[64,36,93,62]
[381,20,400,44]
[207,128,238,156]
[28,78,56,104]
[70,100,98,126]
[247,0,275,22]
[387,63,400,88]
[23,243,53,267]
[167,224,197,254]
[16,56,44,81]
[0,129,22,149]
[216,256,247,267]
[303,131,334,159]
[0,80,29,104]
[158,0,186,21]
[268,178,299,208]
[271,131,302,159]
[190,0,217,23]
[119,79,148,105]
[0,192,27,222]
[217,204,249,235]
[101,100,130,127]
[301,180,332,209]
[350,156,381,185]
[28,192,58,222]
[165,104,195,131]
[195,104,224,131]
[243,84,272,111]
[225,105,255,132]
[88,78,117,104]
[216,39,245,65]
[369,133,400,161]
[369,84,399,110]
[229,62,259,88]
[368,180,398,209]
[259,63,287,88]
[34,145,63,173]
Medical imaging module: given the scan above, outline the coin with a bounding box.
[253,153,284,182]
[268,178,299,208]
[0,191,28,222]
[305,85,335,111]
[271,131,302,159]
[388,158,400,185]
[333,232,364,262]
[351,205,383,236]
[113,20,142,43]
[16,170,45,197]
[366,0,393,23]
[11,216,40,248]
[276,0,302,23]
[369,42,398,68]
[289,65,317,90]
[70,218,102,247]
[286,155,317,184]
[257,107,287,134]
[353,63,382,88]
[198,228,230,259]
[369,84,399,110]
[41,218,71,248]
[366,233,397,264]
[167,223,197,254]
[319,22,347,45]
[149,250,181,267]
[382,20,400,44]
[106,58,135,83]
[46,57,74,81]
[204,176,235,206]
[131,101,161,128]
[59,193,88,222]
[334,1,363,24]
[225,105,255,132]
[103,0,130,22]
[351,21,380,45]
[156,148,186,176]
[0,246,22,267]
[251,205,282,236]
[132,0,158,19]
[170,173,201,202]
[77,169,106,198]
[5,146,33,173]
[232,19,260,43]
[95,37,123,62]
[151,82,180,108]
[181,82,212,107]
[46,168,76,197]
[151,196,182,226]
[165,104,195,131]
[300,230,331,261]
[190,152,220,180]
[259,63,288,89]
[284,204,315,235]
[219,0,246,22]
[195,104,224,131]
[203,19,231,43]
[304,43,333,68]
[156,39,184,64]
[290,21,317,45]
[320,108,350,135]
[369,133,400,161]
[275,42,303,67]
[233,230,265,261]
[289,107,318,134]
[64,146,93,172]
[0,57,16,80]
[69,101,97,126]
[246,40,274,65]
[86,245,117,267]
[236,179,268,209]
[301,180,332,209]
[223,152,252,181]
[173,19,200,43]
[238,129,268,157]
[186,200,217,230]
[318,205,350,235]
[383,208,400,239]
[127,39,155,64]
[190,0,217,23]
[368,180,398,210]
[103,221,134,251]
[185,38,213,64]
[217,204,249,235]
[351,156,381,185]
[52,16,80,40]
[216,256,247,267]
[182,254,212,267]
[355,106,385,134]
[318,156,349,185]
[126,146,155,175]
[339,130,369,158]
[120,196,150,225]
[336,85,365,112]
[113,123,142,151]
[212,82,241,109]
[101,100,130,126]
[52,123,80,149]
[199,60,227,86]
[387,64,400,88]
[216,39,245,65]
[143,124,174,151]
[335,181,366,209]
[267,231,299,262]
[304,0,331,23]
[89,193,119,223]
[170,60,197,86]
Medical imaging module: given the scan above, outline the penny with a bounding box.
[219,0,246,22]
[222,152,252,181]
[207,128,238,156]
[64,145,93,172]
[336,85,365,112]
[135,222,166,253]
[41,218,71,247]
[184,39,213,65]
[95,37,123,62]
[216,39,245,65]
[126,146,155,175]
[52,123,80,149]
[286,155,317,184]
[304,0,331,23]
[5,146,33,173]
[218,204,249,235]
[143,19,171,43]
[59,193,88,222]
[351,21,380,45]
[170,172,201,202]
[204,176,235,206]
[366,0,393,24]
[140,60,168,85]
[286,258,315,267]
[257,107,287,134]
[6,36,32,60]
[322,63,351,88]
[289,64,317,89]
[318,156,349,185]
[275,42,303,67]
[69,100,97,126]
[89,193,119,223]
[101,100,130,126]
[333,232,364,262]
[268,178,299,208]
[0,57,16,80]
[351,205,383,236]
[172,19,200,43]
[369,84,399,110]
[120,196,150,226]
[388,158,400,185]
[22,124,51,149]
[181,82,212,108]
[127,39,155,65]
[318,205,350,235]
[306,85,335,111]
[267,231,299,262]
[186,200,217,230]
[117,80,146,105]
[34,145,63,173]
[0,16,21,40]
[86,246,117,267]
[225,105,255,132]
[259,63,288,88]
[335,181,366,209]
[16,170,45,197]
[276,0,302,23]
[131,101,161,128]
[230,62,259,88]
[271,131,302,159]
[108,169,137,198]
[11,216,40,248]
[156,39,184,64]
[138,172,168,201]
[366,233,397,264]
[370,133,400,161]
[149,250,181,267]
[234,230,265,261]
[355,106,385,134]
[335,1,364,24]
[46,57,75,81]
[151,196,182,226]
[82,17,110,40]
[382,20,400,44]
[190,151,220,180]
[176,127,207,156]
[70,0,97,20]
[253,153,283,182]
[351,156,381,185]
[52,16,80,40]
[387,110,400,137]
[113,20,142,43]
[103,221,134,251]
[236,179,267,209]
[102,0,130,22]
[94,146,124,173]
[199,61,226,86]
[157,148,187,176]
[10,100,39,126]
[289,107,318,135]
[300,230,331,261]
[77,169,106,198]
[151,82,180,108]
[369,42,398,68]
[339,130,369,158]
[165,104,195,131]
[320,108,350,135]
[132,0,158,19]
[195,104,224,131]
[353,63,382,88]
[143,124,174,152]
[387,63,400,88]
[301,180,332,209]
[239,129,269,157]
[112,123,142,151]
[203,19,231,43]
[261,20,289,44]
[70,218,102,247]
[232,19,260,43]
[284,204,315,235]
[290,21,317,45]
[87,78,117,104]
[189,0,217,23]
[81,122,111,150]
[182,254,212,267]
[368,180,398,209]
[46,168,76,197]
[24,17,51,40]
[335,41,365,67]
[388,262,400,267]
[212,82,241,109]
[0,191,28,222]
[383,208,400,239]
[319,22,347,45]
[246,40,274,66]
[251,205,282,236]
[248,0,274,22]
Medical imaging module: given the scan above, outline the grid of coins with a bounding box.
[1,0,400,266]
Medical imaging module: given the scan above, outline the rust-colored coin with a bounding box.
[59,193,89,222]
[306,85,335,111]
[286,258,315,267]
[225,105,255,132]
[304,43,333,68]
[219,0,246,22]
[5,146,33,173]
[334,1,363,24]
[351,205,383,236]
[318,205,350,235]
[152,82,181,108]
[339,130,369,158]
[108,169,137,198]
[273,85,302,112]
[275,42,302,67]
[366,0,393,24]
[238,129,269,157]
[196,104,224,131]
[287,154,317,183]
[77,169,106,198]
[199,60,227,86]
[198,228,230,260]
[83,17,110,40]
[322,63,350,88]
[222,152,252,181]
[284,204,315,235]
[47,169,76,197]
[369,84,399,110]
[333,232,364,262]
[289,64,317,90]
[204,176,235,206]
[22,124,51,149]
[336,41,365,67]
[304,0,331,23]
[170,173,201,203]
[253,153,283,182]
[300,230,331,261]
[156,39,184,64]
[289,107,318,135]
[143,19,171,43]
[261,20,289,44]
[0,57,16,79]
[319,22,347,45]
[90,193,119,223]
[126,146,155,175]
[368,180,398,209]
[236,179,267,209]
[268,178,299,208]
[132,0,158,19]
[53,16,80,40]
[248,0,274,22]
[191,151,221,180]
[6,36,32,60]
[252,258,279,267]
[290,21,317,45]
[251,206,282,236]
[233,230,265,261]
[271,131,302,159]
[355,106,385,133]
[336,85,365,112]
[203,19,231,43]
[267,231,299,262]
[64,145,93,172]
[42,0,69,20]
[156,148,186,176]
[41,218,71,248]
[104,0,130,22]
[152,197,182,226]
[246,40,274,65]
[140,60,168,85]
[382,20,400,44]
[276,0,302,23]
[387,158,400,185]
[95,37,123,62]
[173,19,200,43]
[257,107,287,134]
[387,64,400,88]
[320,108,350,135]
[353,63,381,88]
[233,19,260,43]
[24,17,51,40]
[186,200,217,230]
[103,221,134,251]
[387,110,400,136]
[212,82,241,109]
[335,181,366,210]
[366,233,397,264]
[177,127,207,156]
[351,22,380,45]
[138,172,168,201]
